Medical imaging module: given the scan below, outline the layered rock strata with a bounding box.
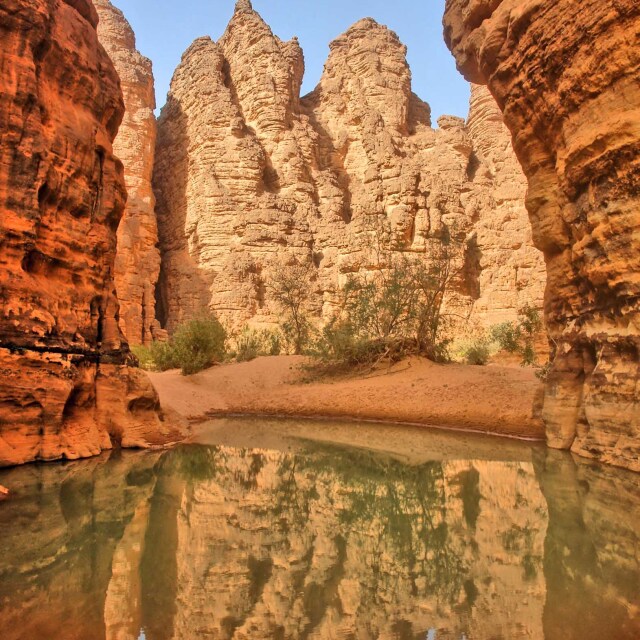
[0,0,181,466]
[466,84,546,324]
[154,0,545,333]
[444,0,640,471]
[95,0,162,346]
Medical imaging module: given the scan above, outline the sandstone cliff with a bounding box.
[154,0,545,334]
[466,84,546,325]
[444,0,640,471]
[95,0,162,346]
[0,0,182,466]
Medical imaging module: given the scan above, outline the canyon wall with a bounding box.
[95,0,162,346]
[0,0,181,467]
[466,84,546,325]
[443,0,640,471]
[154,0,545,334]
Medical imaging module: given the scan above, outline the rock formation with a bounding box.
[0,0,182,467]
[466,84,546,325]
[95,0,162,346]
[154,0,545,334]
[443,0,640,471]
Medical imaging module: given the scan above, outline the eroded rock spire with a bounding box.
[154,4,545,344]
[95,0,163,347]
[235,0,253,12]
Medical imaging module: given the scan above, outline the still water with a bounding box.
[0,418,638,640]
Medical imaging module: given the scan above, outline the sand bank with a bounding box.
[149,356,545,440]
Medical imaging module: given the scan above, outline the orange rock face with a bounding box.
[444,0,640,471]
[0,0,182,466]
[153,0,545,334]
[95,0,163,346]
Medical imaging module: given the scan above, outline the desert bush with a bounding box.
[269,259,315,355]
[235,328,261,363]
[235,327,282,362]
[490,322,521,354]
[131,341,178,372]
[131,344,155,371]
[131,315,227,375]
[150,340,180,371]
[171,314,227,375]
[312,319,395,369]
[312,221,461,369]
[462,337,491,366]
[490,304,543,367]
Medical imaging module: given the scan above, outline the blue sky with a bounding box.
[110,0,470,122]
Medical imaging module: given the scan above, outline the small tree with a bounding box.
[313,220,462,368]
[269,259,314,355]
[410,232,460,360]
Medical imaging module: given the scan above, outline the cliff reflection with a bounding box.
[0,432,638,640]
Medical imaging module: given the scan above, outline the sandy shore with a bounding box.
[149,356,545,440]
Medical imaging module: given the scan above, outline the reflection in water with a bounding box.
[0,422,638,640]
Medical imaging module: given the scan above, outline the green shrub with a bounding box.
[234,327,282,362]
[131,344,155,371]
[490,305,544,367]
[131,342,178,372]
[150,340,180,371]
[310,233,458,369]
[130,315,227,375]
[269,260,315,355]
[490,322,521,354]
[171,315,227,375]
[463,338,491,366]
[235,329,260,363]
[312,320,391,368]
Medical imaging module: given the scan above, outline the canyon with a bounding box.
[0,2,639,636]
[444,0,640,471]
[0,0,637,473]
[0,0,181,467]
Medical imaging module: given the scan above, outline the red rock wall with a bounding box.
[0,0,182,466]
[444,0,640,471]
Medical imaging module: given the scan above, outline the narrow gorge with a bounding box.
[0,1,639,638]
[1,0,638,471]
